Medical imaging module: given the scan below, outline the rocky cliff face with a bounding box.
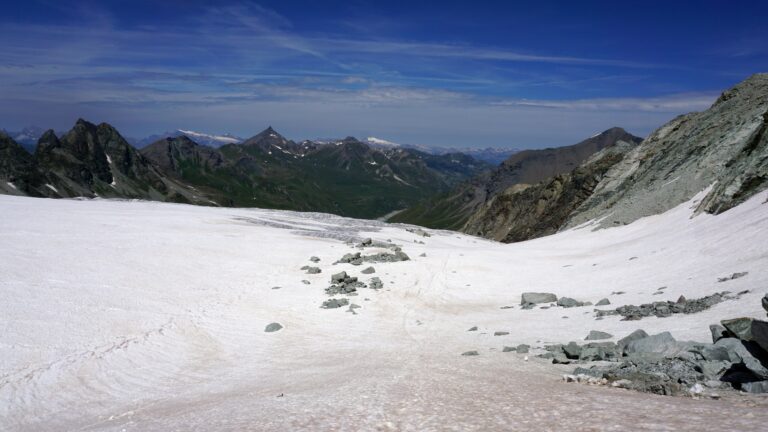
[564,73,768,229]
[486,127,643,196]
[464,141,638,242]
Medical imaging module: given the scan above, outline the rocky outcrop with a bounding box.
[565,73,768,229]
[463,141,637,242]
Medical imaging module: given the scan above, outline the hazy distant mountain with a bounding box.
[3,126,48,153]
[138,129,243,148]
[331,136,519,165]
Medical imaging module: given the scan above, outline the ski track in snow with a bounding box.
[1,190,768,431]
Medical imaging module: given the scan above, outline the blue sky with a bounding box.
[1,0,767,148]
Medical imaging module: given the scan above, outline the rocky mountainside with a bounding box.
[0,131,35,195]
[0,120,489,218]
[390,127,641,229]
[463,141,638,242]
[563,73,768,229]
[464,73,768,243]
[138,127,492,218]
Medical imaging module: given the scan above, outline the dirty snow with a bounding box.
[1,190,767,431]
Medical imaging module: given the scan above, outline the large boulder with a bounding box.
[714,337,768,380]
[617,329,649,351]
[521,292,557,305]
[624,332,685,357]
[721,318,768,353]
[557,297,586,308]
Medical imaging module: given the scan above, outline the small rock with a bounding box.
[306,267,321,274]
[368,277,384,290]
[717,271,748,282]
[677,295,687,304]
[467,326,478,332]
[309,256,320,262]
[301,280,310,285]
[461,350,479,356]
[689,383,705,395]
[611,291,626,295]
[271,286,281,290]
[265,323,283,332]
[494,331,510,336]
[331,271,348,284]
[516,344,530,353]
[361,266,376,274]
[762,293,768,315]
[557,297,586,308]
[300,265,309,270]
[596,298,611,306]
[419,253,427,257]
[629,257,638,260]
[502,346,516,352]
[611,379,632,389]
[360,238,373,247]
[321,298,349,309]
[585,330,613,341]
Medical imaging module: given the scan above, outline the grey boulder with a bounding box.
[585,330,613,341]
[617,329,649,351]
[361,266,375,274]
[521,292,557,306]
[321,298,350,309]
[462,350,479,356]
[557,297,586,308]
[596,298,611,306]
[624,332,686,357]
[516,344,530,353]
[721,317,768,353]
[265,323,283,332]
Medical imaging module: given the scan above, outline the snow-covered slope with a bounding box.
[1,191,767,431]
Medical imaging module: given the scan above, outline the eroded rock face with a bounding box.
[463,141,637,242]
[565,74,768,229]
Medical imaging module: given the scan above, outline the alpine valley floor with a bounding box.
[1,190,768,431]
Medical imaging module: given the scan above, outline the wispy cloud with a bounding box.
[0,2,735,147]
[493,93,718,113]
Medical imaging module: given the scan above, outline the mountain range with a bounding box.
[0,123,491,219]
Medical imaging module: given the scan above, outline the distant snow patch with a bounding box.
[366,137,400,147]
[45,184,58,193]
[7,182,16,190]
[178,129,240,144]
[393,174,413,186]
